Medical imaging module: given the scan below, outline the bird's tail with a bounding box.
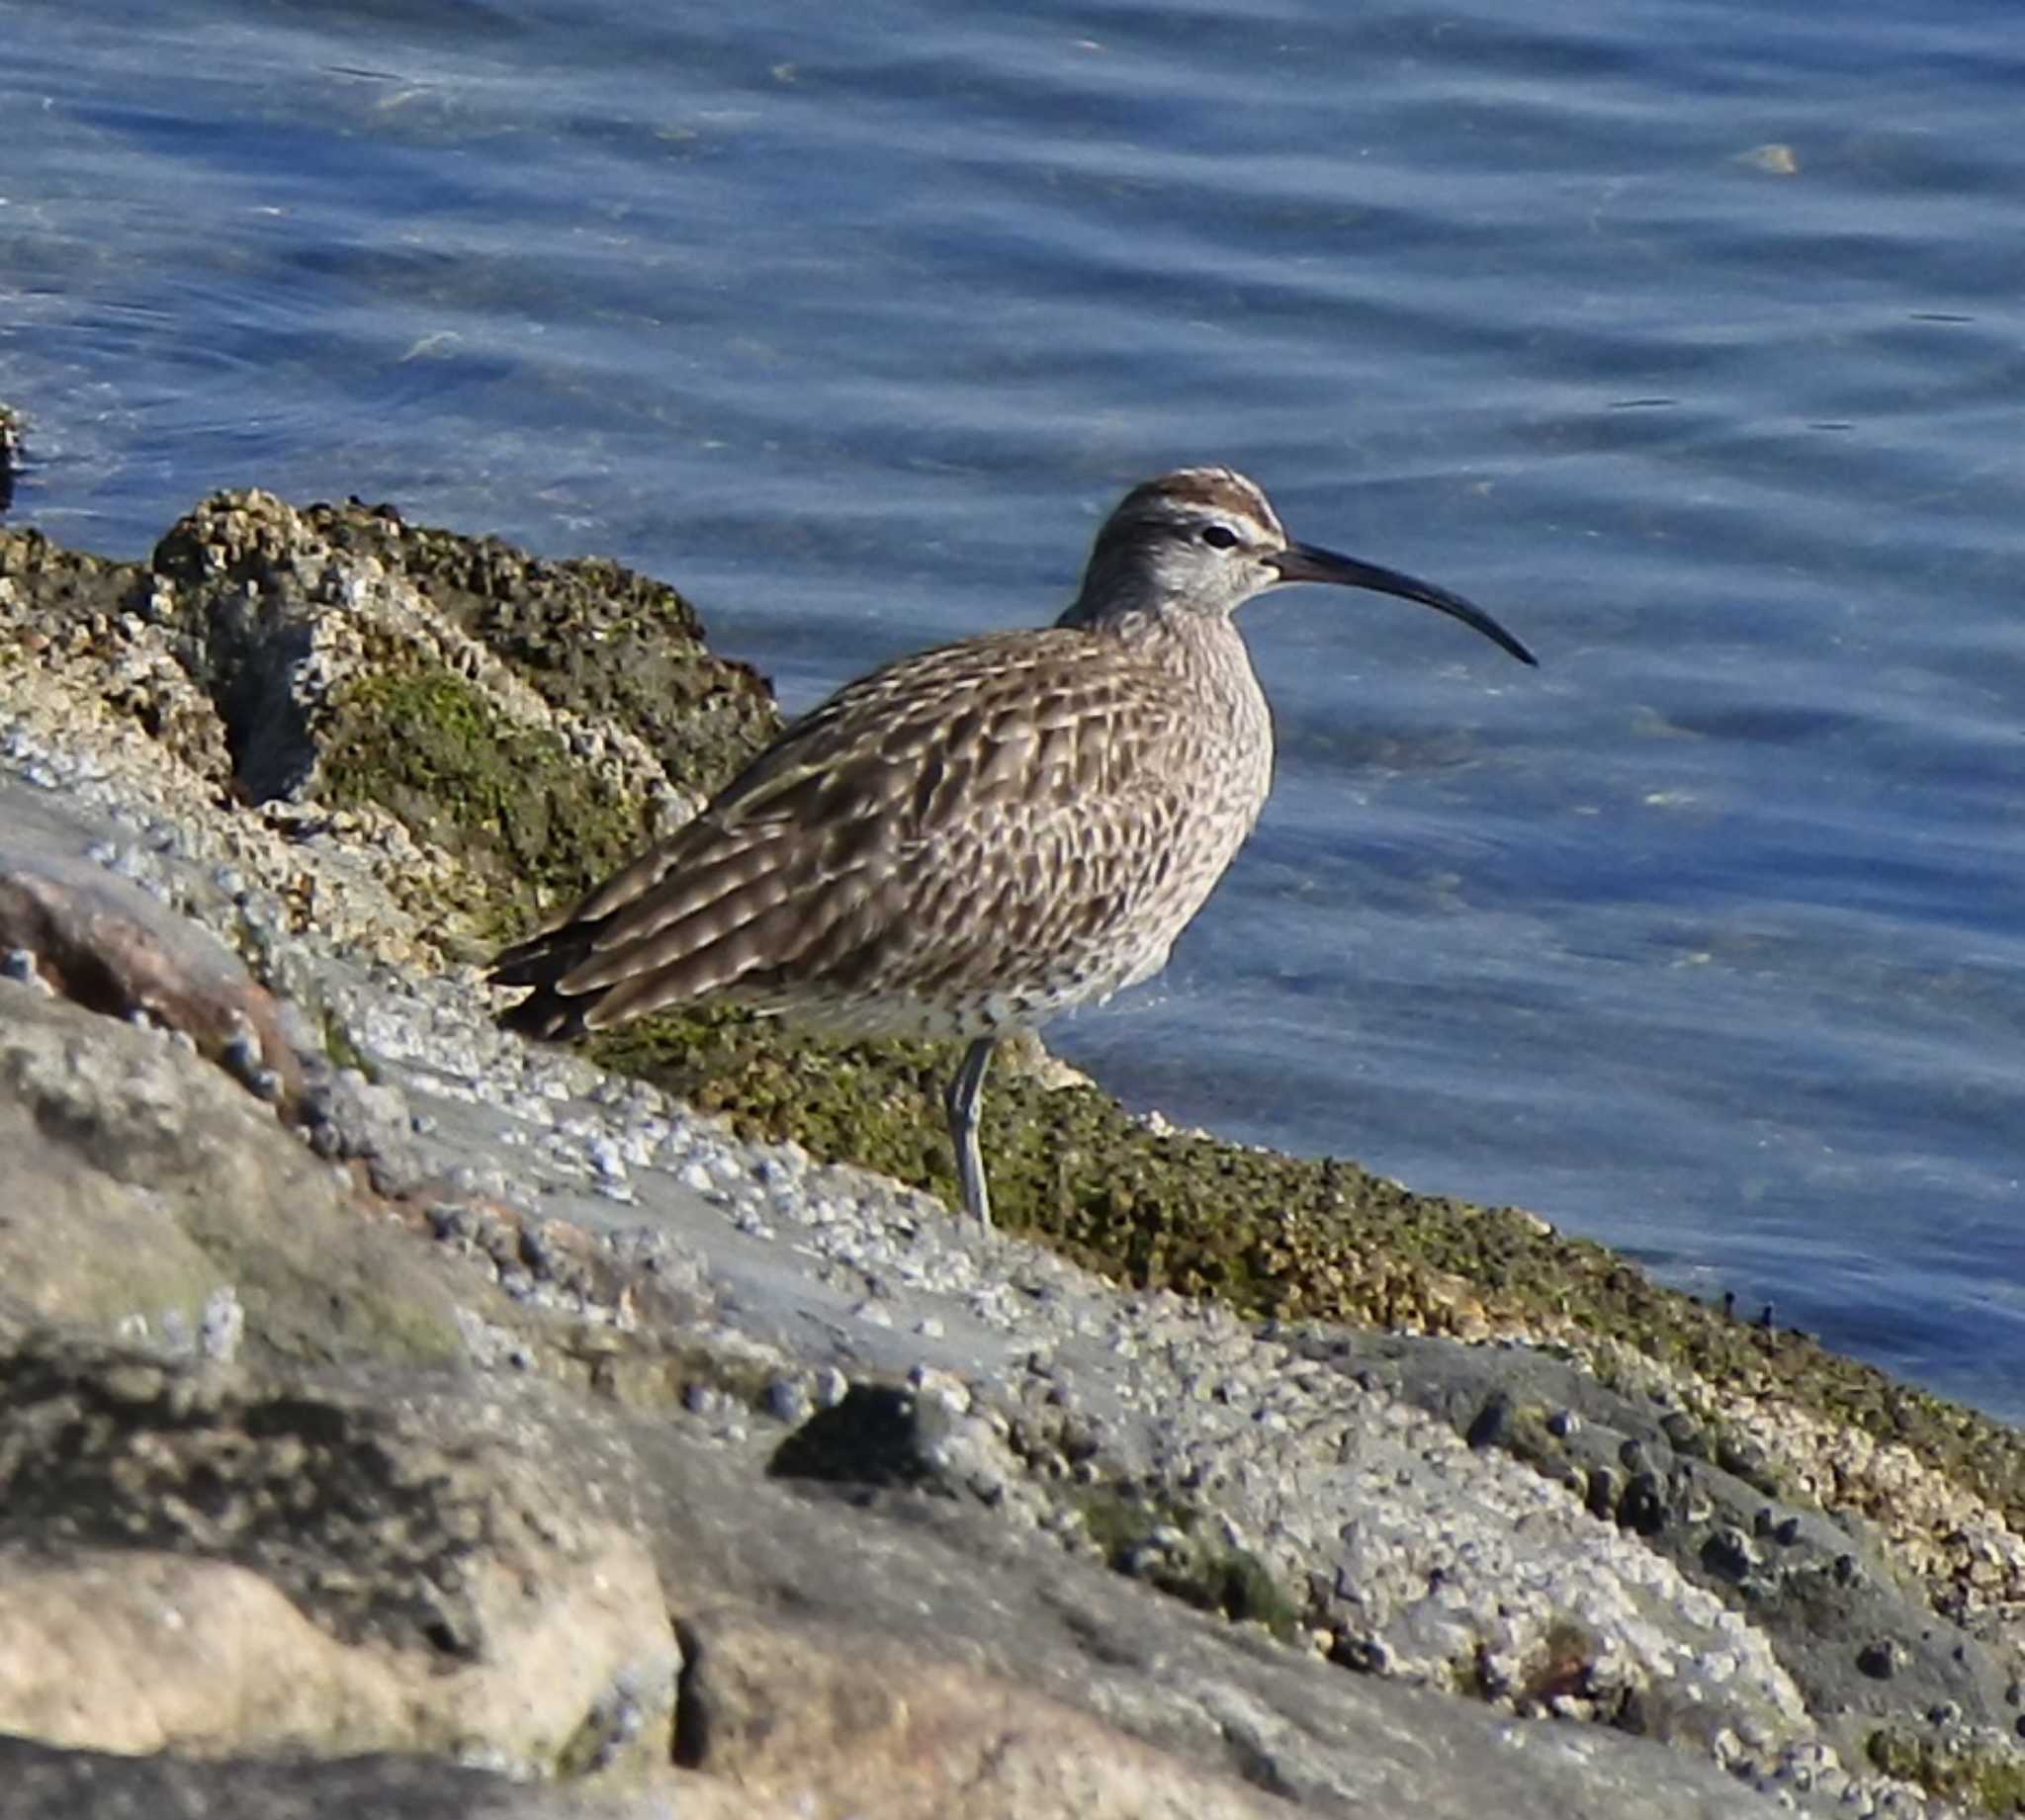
[488,919,609,1040]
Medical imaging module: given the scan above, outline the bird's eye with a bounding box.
[1199,524,1240,550]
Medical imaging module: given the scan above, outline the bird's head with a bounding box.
[1065,466,1535,666]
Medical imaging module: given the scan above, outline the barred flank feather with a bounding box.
[486,613,1265,1046]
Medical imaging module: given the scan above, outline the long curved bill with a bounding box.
[1270,542,1537,666]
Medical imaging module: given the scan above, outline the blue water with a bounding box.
[3,0,2020,1420]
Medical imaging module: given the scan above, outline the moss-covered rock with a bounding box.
[580,1007,2025,1551]
[318,660,659,939]
[132,489,783,943]
[1866,1726,2025,1813]
[292,498,780,799]
[1074,1484,1304,1640]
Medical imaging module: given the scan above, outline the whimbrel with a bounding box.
[489,468,1535,1225]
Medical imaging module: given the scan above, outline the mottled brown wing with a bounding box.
[487,627,1204,1037]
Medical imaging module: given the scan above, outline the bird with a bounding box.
[488,467,1535,1226]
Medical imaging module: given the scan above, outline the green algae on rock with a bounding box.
[148,489,775,889]
[0,528,233,783]
[1072,1483,1304,1641]
[1867,1726,2025,1814]
[290,499,781,797]
[579,956,2025,1585]
[319,661,660,940]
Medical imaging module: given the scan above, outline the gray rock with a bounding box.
[0,985,480,1368]
[0,1736,725,1820]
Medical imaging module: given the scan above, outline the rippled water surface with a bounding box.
[4,0,2020,1417]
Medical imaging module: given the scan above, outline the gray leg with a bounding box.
[943,1036,998,1225]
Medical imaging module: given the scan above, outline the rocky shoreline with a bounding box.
[0,476,2020,1817]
